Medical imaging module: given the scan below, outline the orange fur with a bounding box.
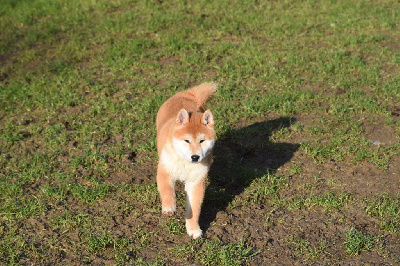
[156,82,217,239]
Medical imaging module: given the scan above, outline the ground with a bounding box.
[0,0,399,264]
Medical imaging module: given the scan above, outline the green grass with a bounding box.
[287,234,328,260]
[198,238,258,266]
[171,238,258,266]
[164,217,186,236]
[364,195,400,233]
[247,171,289,204]
[287,190,353,212]
[1,0,400,264]
[344,228,375,255]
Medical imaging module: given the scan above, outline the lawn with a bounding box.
[0,0,399,264]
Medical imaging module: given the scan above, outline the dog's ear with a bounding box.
[202,110,214,128]
[176,109,189,126]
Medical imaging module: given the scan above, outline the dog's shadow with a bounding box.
[201,117,300,230]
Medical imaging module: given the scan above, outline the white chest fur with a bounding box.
[160,144,209,184]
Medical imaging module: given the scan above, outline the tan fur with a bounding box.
[156,82,217,239]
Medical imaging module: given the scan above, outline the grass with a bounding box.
[1,0,400,264]
[287,190,353,212]
[164,217,186,236]
[364,195,400,233]
[344,228,375,255]
[198,238,258,266]
[171,238,258,266]
[287,234,328,260]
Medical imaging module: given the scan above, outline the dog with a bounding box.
[156,82,217,239]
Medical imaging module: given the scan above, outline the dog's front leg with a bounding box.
[157,162,176,216]
[185,178,206,239]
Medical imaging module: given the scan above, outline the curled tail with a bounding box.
[187,82,217,109]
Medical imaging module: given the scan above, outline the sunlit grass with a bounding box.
[0,0,399,264]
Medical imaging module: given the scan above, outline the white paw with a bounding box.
[162,206,176,213]
[187,228,202,239]
[162,207,176,217]
[162,206,176,216]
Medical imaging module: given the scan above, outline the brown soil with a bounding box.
[4,113,398,265]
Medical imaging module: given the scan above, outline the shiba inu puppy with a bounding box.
[156,82,217,239]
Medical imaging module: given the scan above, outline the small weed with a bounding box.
[0,196,47,220]
[85,230,113,253]
[199,238,259,266]
[343,228,375,255]
[364,195,400,233]
[287,197,305,211]
[0,234,25,264]
[288,162,304,176]
[260,209,276,227]
[170,242,196,259]
[82,227,150,262]
[309,191,352,211]
[133,226,152,248]
[69,183,112,204]
[287,191,352,212]
[52,211,92,232]
[327,178,338,187]
[248,171,289,204]
[287,234,328,260]
[164,218,185,236]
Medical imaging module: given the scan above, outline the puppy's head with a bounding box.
[172,109,215,163]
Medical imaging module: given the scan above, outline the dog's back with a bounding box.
[156,83,217,153]
[156,82,217,131]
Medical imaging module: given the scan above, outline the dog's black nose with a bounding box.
[191,155,200,162]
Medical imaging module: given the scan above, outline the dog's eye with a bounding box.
[199,140,205,143]
[184,140,190,143]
